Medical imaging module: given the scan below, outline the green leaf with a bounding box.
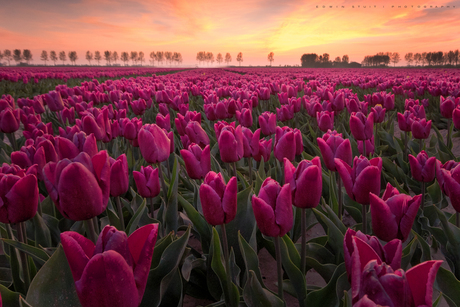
[140,227,191,307]
[126,198,147,236]
[436,267,460,306]
[412,230,431,262]
[427,179,442,205]
[279,235,307,307]
[165,155,179,234]
[210,227,240,307]
[243,270,285,307]
[26,245,80,307]
[1,239,50,265]
[33,213,52,247]
[0,284,21,307]
[238,231,265,287]
[312,208,344,263]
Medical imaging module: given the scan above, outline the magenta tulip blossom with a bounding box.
[317,130,352,172]
[43,151,110,221]
[253,138,272,163]
[408,151,436,183]
[252,178,293,237]
[258,111,277,136]
[199,172,237,226]
[138,124,171,164]
[369,191,421,242]
[109,154,129,197]
[316,110,334,132]
[61,224,159,307]
[274,126,302,162]
[217,125,244,163]
[335,156,382,205]
[397,111,415,132]
[370,105,385,124]
[440,96,458,119]
[350,112,374,141]
[284,157,322,208]
[133,166,161,199]
[236,107,253,128]
[180,144,211,180]
[411,118,431,140]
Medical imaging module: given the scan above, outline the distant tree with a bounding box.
[177,53,183,65]
[138,52,145,66]
[455,49,459,66]
[236,52,243,66]
[164,51,173,66]
[205,52,214,65]
[112,51,119,64]
[225,53,232,65]
[94,51,102,65]
[86,51,93,65]
[333,56,341,66]
[69,51,78,65]
[447,51,455,65]
[151,53,157,65]
[50,51,57,65]
[104,51,112,65]
[216,53,223,65]
[59,51,67,65]
[0,51,3,64]
[3,50,12,66]
[130,51,138,65]
[41,50,48,65]
[421,52,427,66]
[121,52,129,65]
[156,51,164,66]
[300,53,318,67]
[196,51,205,66]
[23,50,32,64]
[342,54,349,64]
[13,49,22,64]
[390,52,400,66]
[268,52,274,66]
[404,53,413,66]
[413,53,421,66]
[322,53,330,64]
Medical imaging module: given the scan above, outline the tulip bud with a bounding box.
[109,154,129,197]
[138,124,170,164]
[317,130,352,172]
[408,151,437,182]
[180,144,211,180]
[284,157,322,208]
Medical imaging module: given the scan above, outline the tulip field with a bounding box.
[1,66,460,307]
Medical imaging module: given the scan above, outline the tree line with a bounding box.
[0,49,183,66]
[300,53,358,68]
[195,52,243,66]
[362,50,460,67]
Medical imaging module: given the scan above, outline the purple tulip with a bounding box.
[43,151,110,221]
[259,111,277,136]
[252,178,293,237]
[217,125,244,163]
[109,154,129,197]
[156,113,171,131]
[253,138,272,163]
[397,111,415,132]
[60,224,159,307]
[317,130,352,172]
[370,105,385,124]
[316,110,334,132]
[440,96,458,119]
[185,121,210,149]
[350,112,374,141]
[408,151,437,182]
[335,156,382,205]
[284,157,322,208]
[274,126,302,162]
[133,166,160,199]
[369,191,421,242]
[0,108,20,133]
[411,118,431,140]
[138,124,170,164]
[236,108,253,128]
[180,144,211,180]
[199,172,237,226]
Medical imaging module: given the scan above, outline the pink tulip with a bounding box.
[252,178,292,237]
[316,110,334,132]
[284,157,322,208]
[217,125,244,163]
[138,124,170,164]
[259,111,277,136]
[335,156,382,205]
[253,138,272,163]
[350,112,374,141]
[408,151,437,182]
[133,166,160,199]
[317,130,352,172]
[397,111,415,132]
[180,144,211,180]
[199,172,237,226]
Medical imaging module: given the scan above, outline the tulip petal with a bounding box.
[353,166,381,205]
[200,184,225,226]
[252,195,279,237]
[383,239,402,271]
[222,177,237,224]
[275,183,293,237]
[335,158,354,201]
[75,250,139,307]
[60,231,95,282]
[398,195,421,241]
[406,260,442,307]
[354,295,377,307]
[369,193,398,242]
[5,174,38,223]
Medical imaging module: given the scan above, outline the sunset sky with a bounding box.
[1,0,459,66]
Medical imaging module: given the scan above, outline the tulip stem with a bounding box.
[85,219,98,244]
[7,132,18,151]
[421,181,426,210]
[273,236,284,302]
[115,196,125,230]
[447,119,453,149]
[157,163,169,203]
[337,175,343,220]
[232,162,237,179]
[248,157,253,186]
[17,222,30,290]
[362,205,367,234]
[419,138,423,153]
[221,224,233,304]
[301,208,307,276]
[404,131,409,162]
